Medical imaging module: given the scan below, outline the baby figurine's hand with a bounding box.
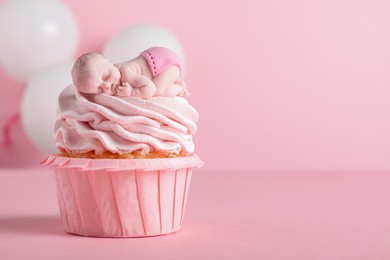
[115,83,132,97]
[99,82,115,95]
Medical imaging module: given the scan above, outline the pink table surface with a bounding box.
[0,168,389,260]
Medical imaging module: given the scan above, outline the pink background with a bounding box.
[1,0,390,170]
[1,2,390,258]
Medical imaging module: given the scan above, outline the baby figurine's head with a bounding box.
[71,52,121,95]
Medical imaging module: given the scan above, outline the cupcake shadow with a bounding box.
[0,215,65,236]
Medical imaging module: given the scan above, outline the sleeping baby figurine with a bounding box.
[71,47,189,98]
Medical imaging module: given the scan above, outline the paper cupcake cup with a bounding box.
[41,155,204,237]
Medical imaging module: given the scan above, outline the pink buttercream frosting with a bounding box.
[55,85,198,155]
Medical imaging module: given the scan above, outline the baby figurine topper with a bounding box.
[71,47,189,98]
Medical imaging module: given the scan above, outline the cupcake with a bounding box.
[42,47,203,237]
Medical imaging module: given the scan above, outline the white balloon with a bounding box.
[20,61,74,154]
[0,0,78,82]
[103,24,185,67]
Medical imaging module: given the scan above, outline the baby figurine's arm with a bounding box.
[116,66,156,98]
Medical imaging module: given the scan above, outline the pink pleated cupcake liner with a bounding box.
[42,155,204,237]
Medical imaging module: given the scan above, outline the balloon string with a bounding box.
[1,113,20,150]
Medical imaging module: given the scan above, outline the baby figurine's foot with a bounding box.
[177,80,190,97]
[178,88,190,97]
[162,81,189,97]
[115,83,132,97]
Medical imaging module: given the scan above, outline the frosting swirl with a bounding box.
[55,85,198,155]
